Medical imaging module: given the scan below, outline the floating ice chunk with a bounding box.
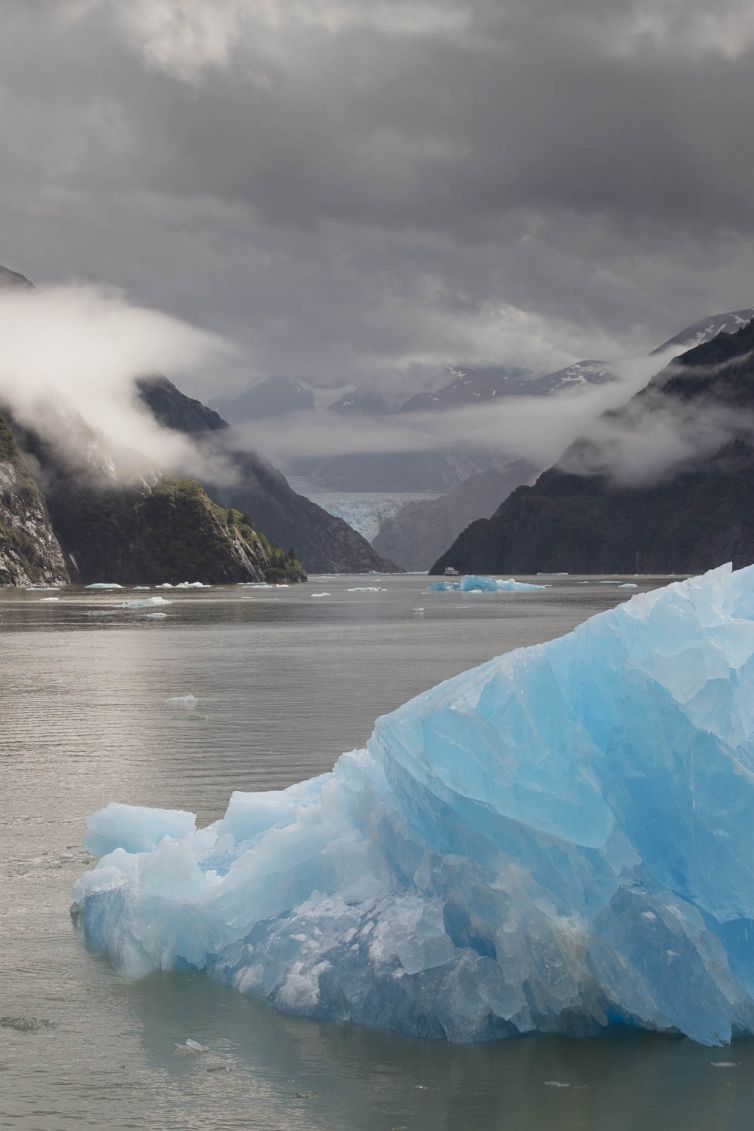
[132,586,151,591]
[165,694,198,709]
[347,587,387,592]
[430,576,545,593]
[176,581,209,588]
[412,607,425,614]
[123,596,172,609]
[174,1038,208,1055]
[495,578,547,592]
[459,575,498,592]
[619,582,639,588]
[82,802,196,856]
[146,612,168,620]
[310,592,331,598]
[156,583,174,589]
[85,582,123,589]
[39,596,60,602]
[74,565,754,1045]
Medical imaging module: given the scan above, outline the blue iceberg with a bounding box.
[428,575,546,593]
[73,566,754,1045]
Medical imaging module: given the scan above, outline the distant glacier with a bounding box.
[74,565,754,1045]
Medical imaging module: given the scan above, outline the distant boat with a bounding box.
[444,566,459,576]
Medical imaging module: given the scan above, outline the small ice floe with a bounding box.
[710,1061,740,1068]
[122,595,172,609]
[347,587,387,593]
[132,586,151,591]
[25,586,60,591]
[176,581,209,588]
[310,592,331,598]
[85,582,123,589]
[494,578,546,592]
[39,597,60,602]
[544,1081,571,1088]
[156,582,174,589]
[619,582,638,588]
[123,595,172,609]
[146,612,168,620]
[174,1038,208,1056]
[165,694,199,709]
[412,607,425,615]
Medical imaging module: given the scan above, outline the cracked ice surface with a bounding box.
[73,565,754,1044]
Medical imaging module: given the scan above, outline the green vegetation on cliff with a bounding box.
[45,474,306,586]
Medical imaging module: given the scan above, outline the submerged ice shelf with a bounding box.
[74,565,754,1045]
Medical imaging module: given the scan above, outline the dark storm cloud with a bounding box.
[1,0,754,397]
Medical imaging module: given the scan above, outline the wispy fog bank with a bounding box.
[0,284,234,483]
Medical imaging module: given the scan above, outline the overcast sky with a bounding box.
[2,0,754,399]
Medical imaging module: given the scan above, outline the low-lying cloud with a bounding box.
[0,282,234,484]
[232,351,681,472]
[561,356,754,485]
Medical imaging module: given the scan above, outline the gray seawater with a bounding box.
[1,574,753,1131]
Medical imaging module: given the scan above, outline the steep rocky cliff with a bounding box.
[432,318,754,575]
[0,413,69,585]
[46,474,304,585]
[139,375,398,573]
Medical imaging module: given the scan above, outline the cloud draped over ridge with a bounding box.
[1,1,754,398]
[234,352,679,469]
[0,283,233,482]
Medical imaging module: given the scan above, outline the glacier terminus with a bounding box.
[73,565,754,1045]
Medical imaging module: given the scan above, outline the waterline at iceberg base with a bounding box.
[73,565,754,1046]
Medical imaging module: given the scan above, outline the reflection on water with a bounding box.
[3,575,752,1130]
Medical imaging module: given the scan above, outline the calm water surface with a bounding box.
[1,575,751,1130]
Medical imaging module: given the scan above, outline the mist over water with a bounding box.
[3,576,753,1131]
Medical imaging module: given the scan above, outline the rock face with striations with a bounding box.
[432,317,754,575]
[0,413,69,586]
[138,375,398,573]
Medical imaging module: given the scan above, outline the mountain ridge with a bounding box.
[431,316,754,575]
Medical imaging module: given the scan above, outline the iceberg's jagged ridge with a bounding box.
[74,566,754,1045]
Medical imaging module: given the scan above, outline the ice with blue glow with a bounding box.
[428,575,546,593]
[73,565,754,1045]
